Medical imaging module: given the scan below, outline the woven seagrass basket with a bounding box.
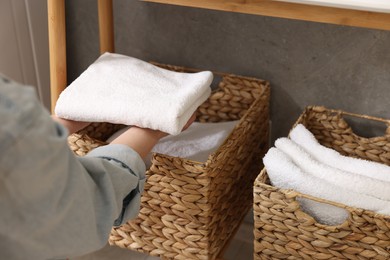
[68,63,270,259]
[254,106,390,260]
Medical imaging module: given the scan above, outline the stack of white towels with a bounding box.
[263,124,390,225]
[55,52,213,135]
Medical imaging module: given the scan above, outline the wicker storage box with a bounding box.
[68,63,270,259]
[254,106,390,260]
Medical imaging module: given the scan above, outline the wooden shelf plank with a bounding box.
[143,0,390,31]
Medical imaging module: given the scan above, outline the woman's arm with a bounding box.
[0,79,145,259]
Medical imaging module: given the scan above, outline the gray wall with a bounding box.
[1,0,50,109]
[66,0,390,141]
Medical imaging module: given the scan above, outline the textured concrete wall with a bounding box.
[66,0,390,141]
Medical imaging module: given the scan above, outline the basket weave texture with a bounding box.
[68,63,270,259]
[253,106,390,260]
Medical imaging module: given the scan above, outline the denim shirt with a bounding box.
[0,75,145,259]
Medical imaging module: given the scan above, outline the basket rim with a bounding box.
[293,105,390,141]
[301,105,390,123]
[150,61,270,84]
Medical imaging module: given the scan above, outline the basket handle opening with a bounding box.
[327,109,390,139]
[296,196,350,227]
[341,114,390,139]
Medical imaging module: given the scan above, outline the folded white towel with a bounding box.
[290,124,390,182]
[107,121,238,168]
[263,148,390,224]
[55,52,213,135]
[275,137,390,201]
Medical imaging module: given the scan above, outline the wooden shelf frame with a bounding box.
[48,0,390,111]
[48,0,67,112]
[143,0,390,31]
[47,0,114,112]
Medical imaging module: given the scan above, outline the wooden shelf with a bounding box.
[48,0,390,110]
[143,0,390,31]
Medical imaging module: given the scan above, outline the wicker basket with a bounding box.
[253,106,390,260]
[68,63,270,259]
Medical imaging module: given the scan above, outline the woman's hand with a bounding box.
[51,115,90,135]
[53,112,197,159]
[110,113,196,159]
[182,112,196,132]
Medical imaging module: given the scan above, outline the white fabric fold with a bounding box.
[55,52,213,135]
[290,124,390,182]
[274,137,390,201]
[263,147,390,224]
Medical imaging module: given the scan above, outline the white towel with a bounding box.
[55,52,213,135]
[275,137,390,201]
[296,197,350,226]
[107,121,238,168]
[290,124,390,182]
[263,148,390,225]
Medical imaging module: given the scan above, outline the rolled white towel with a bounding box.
[290,124,390,182]
[55,52,213,135]
[275,137,390,201]
[263,147,390,224]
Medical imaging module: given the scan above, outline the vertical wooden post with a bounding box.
[98,0,115,54]
[48,0,67,113]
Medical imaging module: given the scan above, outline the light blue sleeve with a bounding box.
[83,144,146,225]
[0,75,145,259]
